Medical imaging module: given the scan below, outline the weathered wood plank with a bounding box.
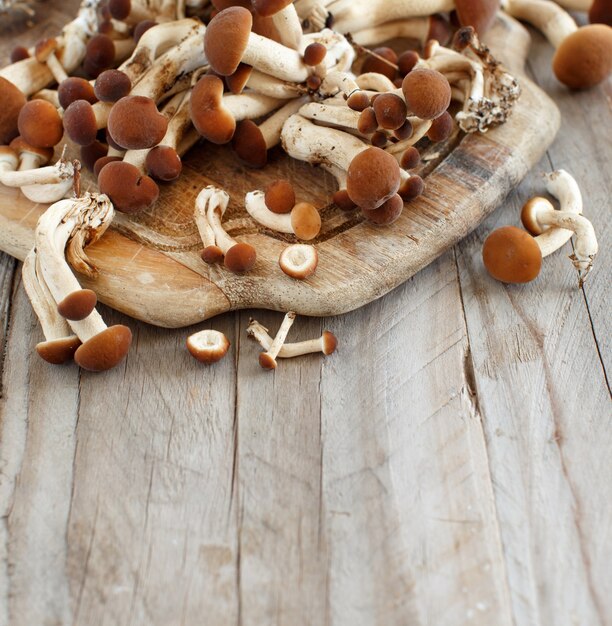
[454,28,612,626]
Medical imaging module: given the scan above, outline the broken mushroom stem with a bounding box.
[22,249,82,364]
[257,311,297,369]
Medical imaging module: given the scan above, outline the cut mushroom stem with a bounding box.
[35,193,132,371]
[247,318,337,358]
[522,170,598,284]
[258,311,296,369]
[22,249,81,364]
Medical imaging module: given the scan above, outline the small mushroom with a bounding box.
[257,311,296,369]
[17,99,64,149]
[9,137,53,171]
[34,38,69,85]
[245,190,322,240]
[252,0,304,50]
[22,249,81,364]
[401,68,451,120]
[482,225,543,283]
[186,329,230,363]
[247,318,337,359]
[58,77,97,109]
[94,69,132,102]
[204,7,310,82]
[279,243,319,279]
[265,179,296,214]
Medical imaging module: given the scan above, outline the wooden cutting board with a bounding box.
[0,14,560,328]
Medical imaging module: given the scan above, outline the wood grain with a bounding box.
[0,17,559,327]
[0,4,610,626]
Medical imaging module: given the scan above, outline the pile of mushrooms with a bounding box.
[0,0,605,371]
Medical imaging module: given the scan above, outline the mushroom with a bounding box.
[21,249,81,365]
[9,137,53,171]
[63,99,113,146]
[247,317,337,359]
[482,225,543,283]
[257,310,296,369]
[108,0,158,25]
[265,179,296,213]
[0,76,26,144]
[34,193,132,371]
[204,6,310,83]
[402,68,451,120]
[94,69,132,102]
[252,0,304,50]
[17,99,64,149]
[34,38,69,85]
[186,329,231,363]
[107,95,169,149]
[189,74,284,144]
[502,0,612,88]
[58,77,97,109]
[279,243,319,279]
[0,152,76,195]
[195,186,258,272]
[232,96,307,167]
[244,190,322,240]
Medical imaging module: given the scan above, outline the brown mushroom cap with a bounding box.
[347,91,370,112]
[204,7,253,76]
[332,188,357,211]
[58,77,97,110]
[291,202,321,240]
[133,19,158,43]
[303,42,327,66]
[552,25,612,89]
[80,140,108,171]
[398,174,424,200]
[370,130,388,148]
[34,38,59,63]
[36,336,82,365]
[94,70,132,102]
[402,68,451,119]
[107,95,168,150]
[520,196,555,235]
[400,146,420,170]
[589,0,612,26]
[232,119,267,167]
[279,243,318,279]
[265,179,295,214]
[57,289,98,321]
[455,0,499,34]
[321,331,337,355]
[357,107,378,134]
[63,100,99,146]
[186,329,230,363]
[201,245,225,264]
[190,75,236,144]
[98,160,160,213]
[482,225,542,283]
[224,242,257,272]
[145,145,182,181]
[108,0,132,20]
[93,155,122,178]
[225,63,253,94]
[259,352,277,370]
[361,47,398,81]
[373,93,408,131]
[397,50,420,77]
[17,99,63,148]
[306,75,322,91]
[362,193,404,225]
[10,137,54,166]
[0,78,27,145]
[84,34,116,78]
[394,119,413,141]
[74,324,133,371]
[10,46,30,63]
[252,0,292,17]
[346,147,401,209]
[427,111,454,142]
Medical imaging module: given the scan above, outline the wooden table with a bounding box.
[0,4,610,625]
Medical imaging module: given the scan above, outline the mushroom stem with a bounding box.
[246,70,305,99]
[247,319,337,357]
[0,155,75,188]
[501,0,576,48]
[35,194,114,339]
[258,311,296,369]
[352,17,435,47]
[270,4,304,50]
[537,169,598,282]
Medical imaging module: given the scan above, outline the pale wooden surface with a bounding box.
[0,4,611,626]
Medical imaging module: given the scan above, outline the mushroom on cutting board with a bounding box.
[279,243,319,279]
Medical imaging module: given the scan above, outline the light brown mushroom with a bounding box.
[482,225,543,283]
[257,311,297,369]
[17,99,63,149]
[279,243,319,279]
[186,329,230,363]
